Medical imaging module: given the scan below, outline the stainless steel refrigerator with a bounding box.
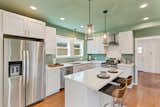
[3,35,46,107]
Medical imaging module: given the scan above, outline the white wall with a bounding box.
[0,10,3,107]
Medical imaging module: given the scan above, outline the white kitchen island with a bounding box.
[65,67,123,107]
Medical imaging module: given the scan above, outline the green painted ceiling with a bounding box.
[0,0,160,33]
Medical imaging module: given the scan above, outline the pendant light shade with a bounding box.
[86,0,94,40]
[102,10,109,45]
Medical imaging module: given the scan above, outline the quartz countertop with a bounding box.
[46,63,73,70]
[117,63,134,67]
[65,67,123,91]
[46,60,104,70]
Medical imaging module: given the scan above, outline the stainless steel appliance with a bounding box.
[3,35,46,107]
[60,67,73,89]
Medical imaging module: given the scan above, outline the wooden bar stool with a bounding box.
[113,75,132,86]
[99,82,127,107]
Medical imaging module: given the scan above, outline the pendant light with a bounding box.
[102,10,109,45]
[86,0,94,40]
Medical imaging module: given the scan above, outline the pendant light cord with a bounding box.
[105,13,106,32]
[103,10,108,33]
[89,0,91,24]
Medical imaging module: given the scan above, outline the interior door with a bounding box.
[3,37,26,107]
[25,40,45,106]
[136,37,160,73]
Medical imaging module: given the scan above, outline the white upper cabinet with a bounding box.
[3,10,25,36]
[119,31,133,54]
[45,26,56,54]
[24,17,45,39]
[2,10,45,39]
[87,34,106,54]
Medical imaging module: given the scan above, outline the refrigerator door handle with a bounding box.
[22,50,26,80]
[26,50,30,85]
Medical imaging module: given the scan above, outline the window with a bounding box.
[73,40,84,56]
[56,35,70,57]
[56,35,84,58]
[137,46,143,54]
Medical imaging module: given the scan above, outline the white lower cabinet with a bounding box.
[46,68,60,97]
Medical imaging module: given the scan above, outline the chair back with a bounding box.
[126,76,132,86]
[112,82,127,98]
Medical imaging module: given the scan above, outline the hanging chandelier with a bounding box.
[102,10,109,45]
[85,0,94,40]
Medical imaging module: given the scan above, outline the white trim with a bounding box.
[135,35,160,41]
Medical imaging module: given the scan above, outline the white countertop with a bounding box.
[46,60,104,70]
[65,67,123,91]
[117,63,134,67]
[46,63,73,70]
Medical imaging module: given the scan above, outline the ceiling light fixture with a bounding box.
[143,17,149,21]
[30,6,37,10]
[60,17,65,21]
[85,0,94,40]
[102,10,109,45]
[140,3,148,8]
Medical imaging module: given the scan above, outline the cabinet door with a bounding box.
[87,40,94,54]
[3,11,25,36]
[87,36,105,54]
[46,69,60,96]
[45,26,56,54]
[26,18,45,39]
[119,31,133,54]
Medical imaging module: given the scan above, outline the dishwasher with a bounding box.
[60,67,73,89]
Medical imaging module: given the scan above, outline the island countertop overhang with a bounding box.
[65,67,123,91]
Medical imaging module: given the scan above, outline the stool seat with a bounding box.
[99,83,121,96]
[113,77,126,84]
[113,75,133,86]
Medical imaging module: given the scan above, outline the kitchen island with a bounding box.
[65,67,123,107]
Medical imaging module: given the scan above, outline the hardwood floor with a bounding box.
[32,71,160,107]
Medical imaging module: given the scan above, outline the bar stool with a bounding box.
[113,75,132,86]
[99,82,127,107]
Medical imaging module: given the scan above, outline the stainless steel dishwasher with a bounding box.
[60,67,73,89]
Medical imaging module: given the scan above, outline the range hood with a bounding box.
[109,32,119,45]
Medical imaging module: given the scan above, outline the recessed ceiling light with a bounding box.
[80,25,84,28]
[140,3,148,8]
[60,17,65,21]
[30,6,37,10]
[143,17,149,21]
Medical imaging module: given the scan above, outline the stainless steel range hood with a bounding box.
[109,32,119,45]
